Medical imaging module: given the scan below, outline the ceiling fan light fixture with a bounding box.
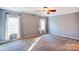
[43,11,48,14]
[43,7,48,14]
[36,7,56,14]
[43,7,56,14]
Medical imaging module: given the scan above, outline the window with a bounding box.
[39,18,46,34]
[5,14,20,40]
[40,19,45,30]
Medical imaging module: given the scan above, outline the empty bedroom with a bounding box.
[0,7,79,51]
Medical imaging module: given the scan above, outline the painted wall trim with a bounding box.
[51,34,79,40]
[20,34,41,39]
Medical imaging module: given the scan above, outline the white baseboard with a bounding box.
[21,34,41,39]
[51,34,79,40]
[0,39,16,44]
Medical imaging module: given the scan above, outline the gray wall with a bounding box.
[48,12,79,39]
[0,10,4,41]
[0,9,21,41]
[0,9,46,41]
[20,13,40,36]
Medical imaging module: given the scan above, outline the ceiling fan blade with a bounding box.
[36,7,56,14]
[49,10,56,12]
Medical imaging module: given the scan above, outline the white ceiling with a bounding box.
[1,7,79,17]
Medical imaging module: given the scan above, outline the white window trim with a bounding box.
[39,18,46,34]
[5,14,21,40]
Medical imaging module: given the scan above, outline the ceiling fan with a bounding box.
[37,7,56,14]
